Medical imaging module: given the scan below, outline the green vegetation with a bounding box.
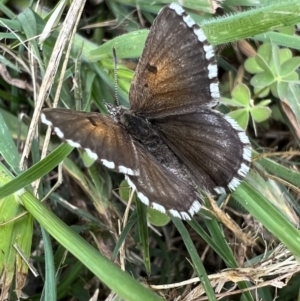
[0,0,300,300]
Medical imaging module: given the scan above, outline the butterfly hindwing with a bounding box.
[125,144,201,220]
[153,111,251,193]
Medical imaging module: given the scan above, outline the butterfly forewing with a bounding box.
[129,4,219,118]
[41,108,139,176]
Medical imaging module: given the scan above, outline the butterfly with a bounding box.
[41,3,251,220]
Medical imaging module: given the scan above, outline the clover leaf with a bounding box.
[244,43,300,98]
[221,83,271,135]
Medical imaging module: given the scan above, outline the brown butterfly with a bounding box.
[41,4,251,220]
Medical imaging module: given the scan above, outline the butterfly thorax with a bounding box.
[117,108,194,185]
[118,109,153,143]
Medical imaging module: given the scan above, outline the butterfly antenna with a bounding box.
[112,47,120,107]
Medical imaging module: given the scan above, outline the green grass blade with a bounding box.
[0,144,73,200]
[20,191,164,301]
[41,227,56,301]
[172,217,217,301]
[0,111,20,174]
[234,182,300,259]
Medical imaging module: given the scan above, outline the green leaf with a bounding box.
[81,150,96,168]
[282,83,300,129]
[271,103,285,123]
[0,144,73,200]
[278,25,295,35]
[136,201,151,276]
[270,82,280,98]
[244,57,264,74]
[257,43,272,62]
[246,165,298,226]
[17,8,37,37]
[0,163,33,299]
[228,109,249,130]
[282,71,299,81]
[250,72,274,87]
[17,9,42,67]
[173,218,217,300]
[205,1,300,45]
[254,86,270,98]
[280,57,300,77]
[279,48,293,64]
[251,106,272,123]
[0,112,20,174]
[231,84,251,107]
[255,55,273,75]
[112,211,137,262]
[42,227,57,301]
[39,0,67,44]
[21,192,164,301]
[89,30,148,61]
[147,208,170,227]
[256,151,300,191]
[119,179,132,203]
[234,181,300,260]
[277,81,289,99]
[271,44,281,76]
[255,31,300,51]
[220,97,244,107]
[256,99,272,107]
